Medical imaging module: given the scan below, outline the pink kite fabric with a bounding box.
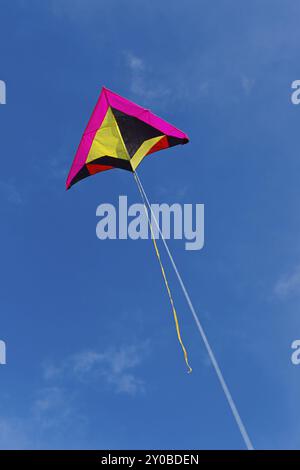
[66,87,189,189]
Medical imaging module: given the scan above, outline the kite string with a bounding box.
[134,169,254,451]
[133,171,192,374]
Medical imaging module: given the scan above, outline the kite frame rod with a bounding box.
[133,169,254,451]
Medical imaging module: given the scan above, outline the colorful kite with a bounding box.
[66,87,191,372]
[66,88,253,450]
[66,87,189,189]
[66,87,254,449]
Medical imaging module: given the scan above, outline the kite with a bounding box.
[66,87,189,189]
[66,87,191,372]
[66,87,254,449]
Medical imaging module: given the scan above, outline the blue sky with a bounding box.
[1,0,300,449]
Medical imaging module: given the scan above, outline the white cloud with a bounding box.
[241,76,255,95]
[124,51,170,105]
[126,52,145,72]
[0,386,87,449]
[34,386,66,414]
[0,418,30,450]
[44,343,148,396]
[274,266,300,298]
[0,344,148,448]
[32,386,78,434]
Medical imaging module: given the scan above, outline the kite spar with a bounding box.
[66,86,253,450]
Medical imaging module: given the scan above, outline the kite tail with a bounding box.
[133,171,192,373]
[134,170,254,451]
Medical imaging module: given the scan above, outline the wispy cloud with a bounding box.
[33,386,69,416]
[44,343,148,396]
[0,342,149,448]
[241,76,255,95]
[0,386,87,449]
[32,386,76,432]
[0,418,30,450]
[125,52,145,72]
[274,266,300,299]
[124,51,170,105]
